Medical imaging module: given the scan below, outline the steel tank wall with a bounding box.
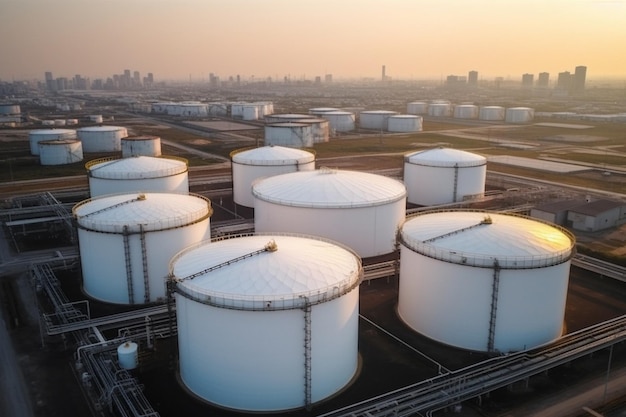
[38,140,83,165]
[406,102,429,115]
[428,103,452,117]
[264,114,314,123]
[404,163,486,205]
[359,111,398,130]
[29,129,77,155]
[175,287,359,411]
[253,199,405,258]
[89,115,103,123]
[454,105,479,119]
[506,107,535,123]
[397,248,570,352]
[298,118,330,143]
[78,126,127,152]
[0,104,20,115]
[319,111,355,132]
[264,123,314,148]
[121,136,162,157]
[242,105,259,121]
[479,106,505,121]
[387,115,422,132]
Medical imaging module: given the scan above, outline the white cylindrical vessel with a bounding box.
[454,105,479,119]
[319,111,355,132]
[29,129,77,155]
[479,106,505,121]
[86,155,189,197]
[308,107,340,117]
[171,233,362,412]
[297,118,330,143]
[121,135,162,157]
[231,146,316,208]
[398,210,575,353]
[242,105,259,121]
[89,115,103,123]
[39,139,83,165]
[253,168,406,258]
[78,126,128,152]
[66,119,79,126]
[264,123,314,148]
[404,147,486,206]
[117,342,139,370]
[53,119,67,126]
[359,110,399,130]
[406,102,429,115]
[506,107,535,123]
[264,114,314,124]
[387,115,423,132]
[73,192,212,304]
[428,103,452,117]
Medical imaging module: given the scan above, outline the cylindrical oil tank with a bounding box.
[41,120,55,126]
[406,102,429,115]
[308,107,340,117]
[397,210,575,353]
[38,139,83,165]
[86,155,189,197]
[428,103,452,117]
[53,119,67,126]
[242,105,259,121]
[253,168,406,258]
[296,118,330,143]
[454,104,479,119]
[479,106,505,121]
[264,113,315,124]
[319,111,355,132]
[66,119,79,126]
[230,103,245,118]
[359,110,399,130]
[387,115,423,132]
[264,123,314,148]
[117,342,139,370]
[78,126,127,152]
[404,147,486,206]
[121,135,162,157]
[506,107,535,123]
[73,192,212,304]
[170,233,363,412]
[29,128,77,155]
[231,146,316,208]
[89,114,103,123]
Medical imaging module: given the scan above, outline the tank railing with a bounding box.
[85,155,188,177]
[75,194,147,219]
[39,191,76,243]
[251,190,406,209]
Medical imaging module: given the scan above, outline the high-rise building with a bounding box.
[325,74,333,83]
[556,71,571,91]
[522,73,534,89]
[572,65,587,92]
[382,65,386,81]
[537,72,550,88]
[468,70,478,86]
[45,71,55,91]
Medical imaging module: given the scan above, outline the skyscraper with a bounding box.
[537,72,550,88]
[382,65,386,81]
[522,73,534,89]
[556,71,571,91]
[572,66,587,92]
[468,70,478,86]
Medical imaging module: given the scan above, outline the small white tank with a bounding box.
[66,119,79,126]
[406,102,429,115]
[264,123,314,148]
[319,111,355,132]
[297,118,330,143]
[428,103,452,117]
[479,106,505,121]
[359,110,399,130]
[53,119,67,126]
[231,146,316,208]
[121,135,162,157]
[89,115,103,123]
[29,129,77,155]
[506,107,535,123]
[117,342,139,370]
[242,105,259,121]
[73,192,212,304]
[387,115,423,132]
[38,139,83,166]
[454,105,479,119]
[78,126,128,152]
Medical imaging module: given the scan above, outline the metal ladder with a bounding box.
[123,226,134,305]
[487,259,501,352]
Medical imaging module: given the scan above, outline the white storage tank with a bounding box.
[29,128,77,155]
[406,102,429,115]
[53,119,67,126]
[38,139,83,166]
[398,210,575,353]
[454,104,479,119]
[479,106,505,121]
[297,118,330,143]
[170,233,362,412]
[66,119,79,126]
[121,135,162,157]
[308,107,340,117]
[117,342,139,370]
[264,123,314,148]
[404,147,486,206]
[73,192,212,304]
[86,155,189,197]
[231,146,316,208]
[78,126,127,153]
[387,115,423,132]
[89,114,103,123]
[428,103,452,117]
[319,111,355,132]
[242,105,259,121]
[253,168,406,258]
[264,113,315,124]
[359,110,399,130]
[506,107,535,124]
[41,120,55,126]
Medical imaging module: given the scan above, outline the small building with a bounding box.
[567,199,626,232]
[531,200,587,226]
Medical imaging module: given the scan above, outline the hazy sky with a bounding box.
[1,0,625,82]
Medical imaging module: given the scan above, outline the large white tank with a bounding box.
[387,115,423,132]
[78,126,128,152]
[506,107,535,123]
[359,110,399,130]
[86,155,189,197]
[398,210,575,353]
[406,102,429,115]
[242,105,259,121]
[319,111,355,132]
[479,106,505,121]
[170,233,362,412]
[253,168,406,258]
[428,103,452,117]
[38,139,83,166]
[73,192,212,304]
[454,104,479,119]
[264,123,314,148]
[29,128,77,155]
[231,146,316,208]
[121,135,162,157]
[308,107,340,117]
[404,147,486,206]
[264,113,315,124]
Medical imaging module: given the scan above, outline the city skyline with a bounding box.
[1,0,625,82]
